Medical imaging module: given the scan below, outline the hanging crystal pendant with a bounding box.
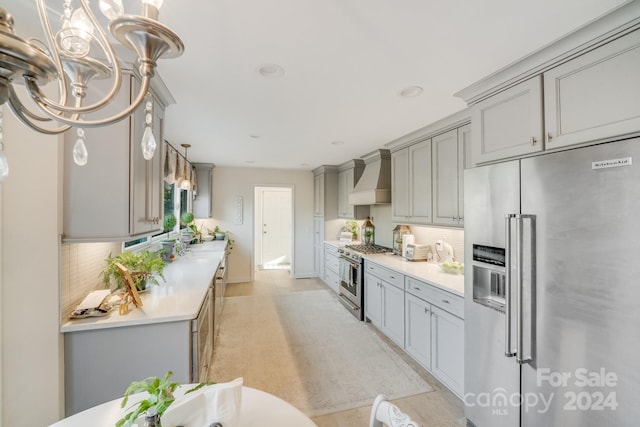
[0,111,8,182]
[98,0,125,20]
[73,127,88,166]
[141,126,156,160]
[141,99,156,160]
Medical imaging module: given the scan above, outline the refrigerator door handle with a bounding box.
[504,214,517,357]
[516,214,534,364]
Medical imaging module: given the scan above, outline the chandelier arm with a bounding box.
[26,75,152,129]
[7,92,71,135]
[31,0,124,116]
[36,0,68,104]
[8,86,54,123]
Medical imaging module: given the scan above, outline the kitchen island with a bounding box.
[61,240,228,416]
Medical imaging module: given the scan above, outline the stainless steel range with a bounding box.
[338,244,392,320]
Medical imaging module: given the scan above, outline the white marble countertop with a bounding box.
[324,240,358,248]
[362,253,464,296]
[60,241,228,333]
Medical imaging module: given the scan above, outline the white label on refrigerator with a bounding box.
[592,157,632,170]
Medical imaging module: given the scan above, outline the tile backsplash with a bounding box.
[60,241,122,322]
[406,225,464,262]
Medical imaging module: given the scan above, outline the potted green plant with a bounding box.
[101,250,167,292]
[116,371,211,427]
[180,211,198,244]
[213,225,226,240]
[161,215,178,261]
[345,219,358,240]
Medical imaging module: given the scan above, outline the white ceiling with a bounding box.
[6,0,630,169]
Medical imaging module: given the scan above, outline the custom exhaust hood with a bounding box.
[348,149,391,205]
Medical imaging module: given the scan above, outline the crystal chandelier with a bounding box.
[0,0,184,181]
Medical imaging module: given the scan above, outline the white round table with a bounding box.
[49,386,317,427]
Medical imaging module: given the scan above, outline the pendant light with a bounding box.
[180,143,191,190]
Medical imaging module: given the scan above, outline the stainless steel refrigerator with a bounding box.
[464,138,640,426]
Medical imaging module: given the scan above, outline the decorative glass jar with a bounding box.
[392,225,411,256]
[361,217,375,245]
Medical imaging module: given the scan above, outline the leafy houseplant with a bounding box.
[101,250,167,291]
[208,226,235,250]
[116,371,212,427]
[163,214,177,239]
[345,220,358,240]
[180,211,200,243]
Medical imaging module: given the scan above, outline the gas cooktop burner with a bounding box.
[344,244,393,255]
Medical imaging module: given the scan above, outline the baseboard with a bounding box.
[292,271,317,279]
[228,276,251,284]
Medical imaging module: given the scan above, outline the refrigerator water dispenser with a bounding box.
[472,244,506,311]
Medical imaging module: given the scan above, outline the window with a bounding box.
[126,183,191,248]
[153,181,177,237]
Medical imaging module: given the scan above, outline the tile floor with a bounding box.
[221,269,466,426]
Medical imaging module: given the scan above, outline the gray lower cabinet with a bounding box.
[323,244,340,294]
[380,280,405,347]
[64,320,192,415]
[364,264,405,348]
[405,275,464,397]
[431,305,465,397]
[404,292,432,370]
[364,260,464,398]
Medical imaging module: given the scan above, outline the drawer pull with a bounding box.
[413,286,421,291]
[442,299,450,304]
[389,276,395,279]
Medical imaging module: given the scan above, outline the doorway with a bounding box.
[254,186,293,271]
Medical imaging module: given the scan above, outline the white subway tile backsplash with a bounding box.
[60,242,122,322]
[407,225,464,263]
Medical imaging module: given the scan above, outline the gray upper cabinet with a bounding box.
[193,163,215,219]
[471,76,544,165]
[544,30,640,151]
[457,7,640,165]
[130,78,165,236]
[63,74,170,241]
[391,139,432,224]
[312,166,338,219]
[432,125,470,227]
[338,160,369,219]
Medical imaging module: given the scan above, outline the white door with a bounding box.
[260,188,292,268]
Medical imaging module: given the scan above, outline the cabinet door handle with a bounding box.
[547,132,553,142]
[424,307,429,314]
[530,136,537,146]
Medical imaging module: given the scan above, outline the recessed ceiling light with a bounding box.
[300,163,310,167]
[246,160,256,164]
[331,141,344,146]
[256,64,285,78]
[399,86,423,98]
[249,134,261,139]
